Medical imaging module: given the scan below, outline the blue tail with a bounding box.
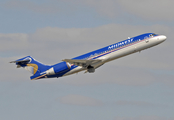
[12,56,50,75]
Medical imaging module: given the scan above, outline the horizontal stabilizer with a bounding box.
[10,59,30,64]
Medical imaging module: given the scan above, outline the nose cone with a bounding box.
[158,35,167,42]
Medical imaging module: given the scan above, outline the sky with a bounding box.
[0,0,174,120]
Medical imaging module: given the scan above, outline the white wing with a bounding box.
[62,59,102,68]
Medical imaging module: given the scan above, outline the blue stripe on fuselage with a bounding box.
[72,33,157,60]
[59,33,158,77]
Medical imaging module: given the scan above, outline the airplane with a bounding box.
[10,33,167,80]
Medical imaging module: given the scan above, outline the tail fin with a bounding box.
[10,56,50,75]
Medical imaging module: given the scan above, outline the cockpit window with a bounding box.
[149,34,157,37]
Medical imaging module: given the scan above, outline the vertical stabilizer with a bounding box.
[10,56,50,75]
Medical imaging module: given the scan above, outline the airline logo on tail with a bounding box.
[26,63,38,74]
[10,56,51,80]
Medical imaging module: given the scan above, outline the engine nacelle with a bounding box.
[87,65,95,73]
[46,62,71,75]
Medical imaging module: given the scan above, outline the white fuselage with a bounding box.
[63,35,166,76]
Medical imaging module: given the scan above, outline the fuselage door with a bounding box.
[145,36,149,43]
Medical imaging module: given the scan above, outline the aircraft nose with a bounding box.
[158,35,167,42]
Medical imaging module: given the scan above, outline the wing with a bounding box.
[62,59,102,68]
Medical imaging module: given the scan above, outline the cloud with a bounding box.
[119,0,174,21]
[58,94,103,106]
[73,0,121,18]
[115,100,157,107]
[3,0,60,14]
[0,33,28,51]
[32,27,84,42]
[77,0,174,21]
[60,65,158,86]
[3,0,174,21]
[32,24,171,43]
[3,0,120,17]
[114,116,174,120]
[51,0,174,21]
